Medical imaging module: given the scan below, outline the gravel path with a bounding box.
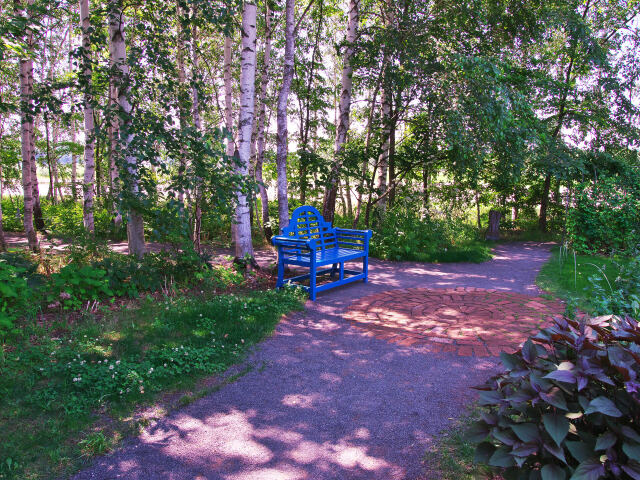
[71,242,555,480]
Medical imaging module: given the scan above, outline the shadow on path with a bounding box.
[71,242,554,480]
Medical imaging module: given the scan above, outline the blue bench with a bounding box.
[272,206,372,300]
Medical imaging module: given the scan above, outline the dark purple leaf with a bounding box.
[570,458,605,480]
[585,396,623,417]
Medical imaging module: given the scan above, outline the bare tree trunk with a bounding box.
[254,2,273,241]
[0,157,6,251]
[375,85,391,218]
[192,22,203,253]
[31,117,44,230]
[69,16,78,201]
[109,2,144,257]
[17,0,38,251]
[235,0,257,261]
[322,0,359,223]
[176,0,188,204]
[80,0,95,232]
[223,34,236,244]
[275,0,295,232]
[353,82,379,227]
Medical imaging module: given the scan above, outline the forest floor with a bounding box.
[66,241,557,480]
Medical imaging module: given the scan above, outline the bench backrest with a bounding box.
[282,206,337,251]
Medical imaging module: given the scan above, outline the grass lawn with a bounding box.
[0,287,305,480]
[536,246,628,313]
[422,406,494,480]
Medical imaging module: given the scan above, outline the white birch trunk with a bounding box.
[322,0,359,222]
[69,16,78,201]
[275,0,295,232]
[17,0,38,251]
[235,0,257,260]
[109,3,144,257]
[254,3,272,240]
[192,22,203,253]
[176,0,187,204]
[80,0,95,232]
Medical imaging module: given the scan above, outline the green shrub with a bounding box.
[48,264,113,310]
[471,315,640,480]
[0,259,33,337]
[568,176,640,255]
[364,201,491,263]
[0,196,24,232]
[587,254,640,318]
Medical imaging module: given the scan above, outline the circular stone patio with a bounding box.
[344,287,565,357]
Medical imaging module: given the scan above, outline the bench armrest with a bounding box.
[272,236,317,250]
[335,228,372,240]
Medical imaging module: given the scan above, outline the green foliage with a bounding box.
[587,254,640,318]
[471,315,640,480]
[47,264,113,310]
[362,201,492,263]
[0,288,305,479]
[0,259,32,338]
[568,177,640,256]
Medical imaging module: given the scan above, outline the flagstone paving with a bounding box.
[344,287,564,356]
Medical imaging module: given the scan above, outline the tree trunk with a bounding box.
[69,18,78,201]
[539,173,551,232]
[254,2,273,241]
[31,118,44,231]
[223,34,236,244]
[81,0,95,232]
[486,210,501,240]
[322,0,359,223]
[109,2,144,257]
[176,0,188,204]
[192,21,204,253]
[275,0,295,232]
[0,159,6,251]
[375,85,391,218]
[388,113,396,208]
[235,0,257,260]
[475,191,481,229]
[17,0,38,251]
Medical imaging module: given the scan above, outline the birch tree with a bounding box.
[234,0,257,261]
[322,0,359,223]
[254,2,272,240]
[275,0,295,232]
[80,0,95,232]
[108,2,144,257]
[16,0,38,251]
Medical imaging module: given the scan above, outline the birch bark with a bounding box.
[235,0,257,260]
[275,0,295,231]
[80,0,95,232]
[322,0,359,223]
[108,3,145,257]
[17,0,38,251]
[254,2,272,240]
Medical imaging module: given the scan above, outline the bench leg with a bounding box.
[363,255,369,283]
[339,262,344,280]
[276,256,285,288]
[309,265,317,301]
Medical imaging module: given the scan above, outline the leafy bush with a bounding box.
[471,315,640,480]
[0,196,24,232]
[587,254,640,318]
[0,260,33,337]
[568,176,640,255]
[365,202,491,263]
[48,264,113,309]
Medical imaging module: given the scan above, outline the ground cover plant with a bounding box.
[0,287,306,479]
[537,247,639,317]
[470,314,640,480]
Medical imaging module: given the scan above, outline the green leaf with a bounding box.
[474,442,495,464]
[544,442,567,464]
[543,414,569,446]
[542,464,566,480]
[479,390,503,406]
[512,423,540,443]
[624,443,640,462]
[623,427,640,443]
[489,446,517,468]
[584,397,622,417]
[594,431,617,451]
[467,422,490,442]
[501,351,522,370]
[621,460,640,480]
[566,442,594,463]
[540,387,568,410]
[569,458,605,480]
